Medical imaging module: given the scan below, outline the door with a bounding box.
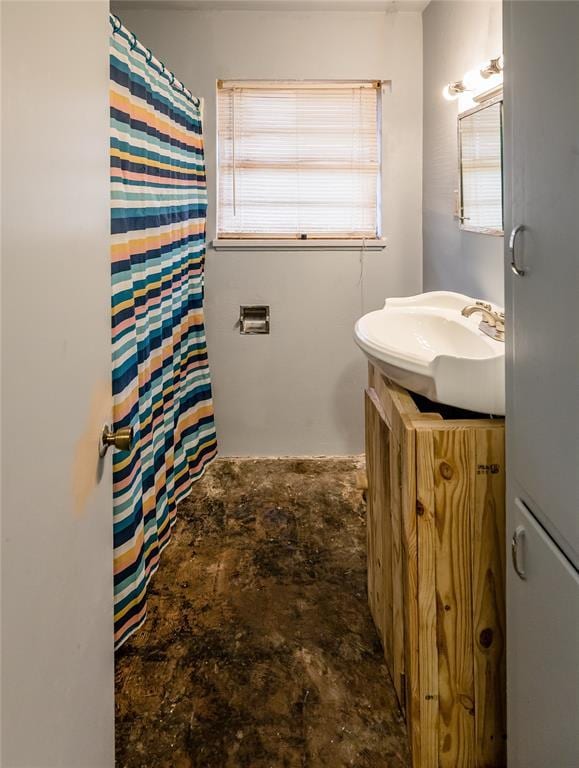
[503,1,579,566]
[1,2,114,766]
[364,386,406,712]
[507,499,579,768]
[365,390,392,666]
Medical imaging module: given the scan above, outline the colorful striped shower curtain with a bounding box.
[110,16,217,649]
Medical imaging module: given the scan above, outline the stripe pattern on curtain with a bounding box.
[110,17,217,649]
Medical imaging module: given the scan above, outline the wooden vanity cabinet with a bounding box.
[365,365,506,768]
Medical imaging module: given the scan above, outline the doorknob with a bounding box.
[99,424,133,457]
[508,224,526,276]
[511,525,527,580]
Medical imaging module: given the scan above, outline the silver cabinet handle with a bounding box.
[509,224,526,276]
[511,525,527,580]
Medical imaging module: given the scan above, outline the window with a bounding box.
[458,96,503,234]
[217,80,380,241]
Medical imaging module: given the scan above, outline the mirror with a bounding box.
[458,96,503,234]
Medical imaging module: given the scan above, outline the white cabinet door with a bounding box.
[507,499,579,768]
[1,2,114,766]
[503,1,579,567]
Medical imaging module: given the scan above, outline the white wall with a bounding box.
[423,0,503,305]
[1,2,114,765]
[113,6,423,456]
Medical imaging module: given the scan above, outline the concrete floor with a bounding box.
[115,458,410,768]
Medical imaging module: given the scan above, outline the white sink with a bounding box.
[354,291,505,415]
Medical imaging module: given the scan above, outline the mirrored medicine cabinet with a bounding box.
[457,92,504,235]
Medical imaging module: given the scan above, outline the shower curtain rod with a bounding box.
[110,13,199,107]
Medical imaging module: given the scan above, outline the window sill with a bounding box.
[211,238,388,251]
[459,224,504,237]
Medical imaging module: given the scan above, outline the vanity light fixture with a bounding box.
[442,80,468,101]
[463,68,486,92]
[443,54,504,101]
[481,55,504,79]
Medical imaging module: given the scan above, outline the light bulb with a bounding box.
[463,68,485,91]
[442,84,458,101]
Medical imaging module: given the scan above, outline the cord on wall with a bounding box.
[358,237,367,316]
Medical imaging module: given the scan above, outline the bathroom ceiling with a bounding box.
[113,0,430,12]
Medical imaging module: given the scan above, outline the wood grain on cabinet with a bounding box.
[365,365,506,768]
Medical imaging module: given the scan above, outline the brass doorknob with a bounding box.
[99,424,134,457]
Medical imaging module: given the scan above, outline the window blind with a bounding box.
[217,81,380,239]
[459,100,503,231]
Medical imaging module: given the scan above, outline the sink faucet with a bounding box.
[461,302,505,342]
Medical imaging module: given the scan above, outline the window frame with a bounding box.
[457,91,504,237]
[214,79,384,246]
